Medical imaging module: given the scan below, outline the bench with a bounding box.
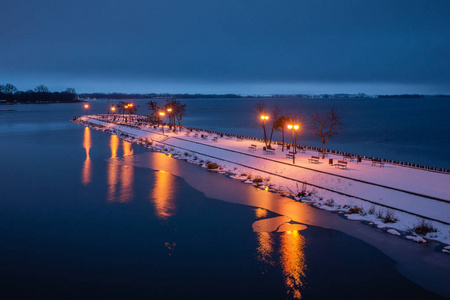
[286,151,295,159]
[193,133,199,138]
[248,144,257,151]
[335,160,347,169]
[298,147,306,153]
[201,135,208,140]
[308,156,320,163]
[212,137,219,142]
[264,148,275,155]
[372,160,385,167]
[185,132,190,136]
[237,137,244,142]
[343,154,354,161]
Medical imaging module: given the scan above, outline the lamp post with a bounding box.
[84,104,89,116]
[111,106,115,120]
[287,124,300,164]
[159,112,165,134]
[260,115,269,147]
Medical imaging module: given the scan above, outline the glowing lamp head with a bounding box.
[260,115,269,120]
[167,108,172,112]
[128,103,133,107]
[294,125,300,130]
[287,124,293,129]
[111,106,115,111]
[84,104,89,109]
[159,112,165,116]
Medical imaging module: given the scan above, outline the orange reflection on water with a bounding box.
[151,170,176,220]
[255,208,268,219]
[82,126,92,185]
[123,140,133,157]
[118,140,134,202]
[280,230,306,299]
[256,232,274,273]
[107,135,119,202]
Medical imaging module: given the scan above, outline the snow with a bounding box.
[277,223,307,232]
[252,216,291,232]
[387,229,401,236]
[406,235,427,243]
[76,115,450,246]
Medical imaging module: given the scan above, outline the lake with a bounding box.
[0,102,447,299]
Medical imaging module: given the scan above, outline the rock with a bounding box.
[406,235,427,243]
[387,229,401,236]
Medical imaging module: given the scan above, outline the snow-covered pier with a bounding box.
[74,115,450,246]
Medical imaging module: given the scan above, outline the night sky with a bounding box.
[1,0,449,94]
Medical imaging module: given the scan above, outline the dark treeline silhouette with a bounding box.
[78,93,251,99]
[378,94,425,98]
[0,84,78,104]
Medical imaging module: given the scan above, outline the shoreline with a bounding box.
[73,115,450,248]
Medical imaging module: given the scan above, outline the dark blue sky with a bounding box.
[1,0,449,94]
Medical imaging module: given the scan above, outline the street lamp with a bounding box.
[260,115,269,147]
[159,112,165,134]
[287,124,300,164]
[110,106,115,120]
[84,104,89,116]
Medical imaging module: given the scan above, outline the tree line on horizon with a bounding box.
[0,83,78,104]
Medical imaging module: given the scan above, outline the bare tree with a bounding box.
[309,108,344,159]
[267,104,281,148]
[255,101,269,147]
[147,101,161,123]
[273,114,290,152]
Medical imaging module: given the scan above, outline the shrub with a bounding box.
[324,199,334,206]
[382,210,398,223]
[207,162,219,170]
[252,176,264,183]
[240,172,248,177]
[184,152,189,157]
[376,209,384,219]
[193,156,198,160]
[412,219,437,235]
[368,205,375,215]
[348,206,363,214]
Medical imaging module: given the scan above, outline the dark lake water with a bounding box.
[0,103,447,299]
[79,97,449,169]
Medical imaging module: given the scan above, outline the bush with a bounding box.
[252,176,264,183]
[382,210,398,223]
[206,162,219,170]
[184,152,189,157]
[412,219,437,235]
[324,199,334,206]
[368,205,375,215]
[348,206,363,214]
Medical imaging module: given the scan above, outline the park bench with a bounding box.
[212,136,219,142]
[201,135,208,140]
[185,132,190,136]
[298,147,306,153]
[237,137,244,142]
[264,148,275,155]
[308,156,320,163]
[371,159,385,167]
[335,160,348,169]
[248,144,257,151]
[226,135,233,140]
[193,133,199,138]
[286,151,295,159]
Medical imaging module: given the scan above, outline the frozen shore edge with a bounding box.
[73,115,450,250]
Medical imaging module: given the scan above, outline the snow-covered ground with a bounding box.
[75,115,450,247]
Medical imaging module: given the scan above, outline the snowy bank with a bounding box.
[74,115,450,246]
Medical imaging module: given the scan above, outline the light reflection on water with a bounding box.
[82,126,91,185]
[256,228,307,299]
[150,153,177,220]
[119,141,134,203]
[280,230,306,299]
[107,135,119,202]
